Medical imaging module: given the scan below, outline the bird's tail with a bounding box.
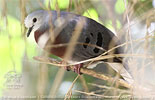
[87,61,134,84]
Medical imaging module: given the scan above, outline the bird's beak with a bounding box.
[27,25,34,37]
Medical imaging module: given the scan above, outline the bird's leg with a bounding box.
[50,58,83,74]
[60,61,83,74]
[45,57,83,73]
[73,63,83,75]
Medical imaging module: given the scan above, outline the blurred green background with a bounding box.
[0,0,154,99]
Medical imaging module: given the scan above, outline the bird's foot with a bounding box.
[58,60,83,74]
[73,63,83,75]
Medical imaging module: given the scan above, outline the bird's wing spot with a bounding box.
[93,32,103,53]
[83,37,90,48]
[90,33,94,37]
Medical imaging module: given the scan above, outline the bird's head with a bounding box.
[24,10,49,37]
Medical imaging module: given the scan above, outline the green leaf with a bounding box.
[83,8,101,23]
[44,0,69,10]
[105,20,115,33]
[115,0,126,14]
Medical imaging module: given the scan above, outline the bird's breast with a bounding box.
[50,35,67,57]
[34,30,67,57]
[34,30,49,48]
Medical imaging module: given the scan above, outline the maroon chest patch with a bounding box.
[34,30,67,57]
[34,30,44,43]
[50,35,67,57]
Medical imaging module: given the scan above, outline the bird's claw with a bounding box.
[59,60,83,74]
[73,63,83,75]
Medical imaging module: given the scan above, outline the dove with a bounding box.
[24,10,124,75]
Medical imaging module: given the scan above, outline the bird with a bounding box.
[24,10,124,75]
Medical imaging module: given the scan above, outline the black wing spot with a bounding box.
[96,32,103,47]
[83,37,90,48]
[93,32,103,53]
[93,48,99,53]
[90,33,93,37]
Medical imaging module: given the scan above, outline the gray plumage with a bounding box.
[25,10,122,62]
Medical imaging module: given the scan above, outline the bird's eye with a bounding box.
[33,18,37,23]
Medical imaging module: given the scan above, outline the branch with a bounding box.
[33,56,131,89]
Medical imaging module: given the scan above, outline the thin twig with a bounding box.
[33,52,154,67]
[88,83,130,93]
[64,75,80,100]
[33,56,131,89]
[79,76,89,93]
